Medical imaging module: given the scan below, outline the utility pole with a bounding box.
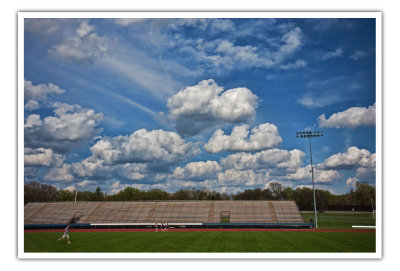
[296,131,324,229]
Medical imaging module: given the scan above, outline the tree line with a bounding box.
[24,181,376,211]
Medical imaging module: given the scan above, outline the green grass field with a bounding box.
[24,212,376,253]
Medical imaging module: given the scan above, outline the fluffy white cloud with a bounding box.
[24,102,103,153]
[220,148,305,171]
[346,177,359,190]
[24,114,42,128]
[322,146,376,170]
[211,19,235,32]
[217,169,269,187]
[48,21,111,63]
[273,27,303,62]
[89,128,200,171]
[204,123,282,153]
[167,79,259,136]
[286,165,341,183]
[24,79,65,101]
[24,147,65,167]
[24,100,40,111]
[41,128,200,184]
[43,164,75,182]
[77,180,96,188]
[172,161,221,181]
[318,103,375,129]
[70,158,148,181]
[64,185,77,192]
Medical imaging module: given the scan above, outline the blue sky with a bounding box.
[23,17,377,195]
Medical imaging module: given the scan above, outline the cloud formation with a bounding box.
[321,146,375,170]
[88,128,200,171]
[24,79,65,101]
[204,123,282,153]
[298,76,362,109]
[286,165,341,183]
[48,21,111,63]
[24,147,65,167]
[318,104,376,128]
[172,161,222,181]
[167,79,259,136]
[350,50,368,60]
[220,148,305,171]
[319,48,343,60]
[24,102,103,153]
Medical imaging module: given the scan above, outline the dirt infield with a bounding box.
[25,228,376,233]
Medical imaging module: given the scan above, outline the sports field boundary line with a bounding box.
[24,229,376,233]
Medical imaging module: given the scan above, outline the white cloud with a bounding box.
[279,60,307,70]
[172,161,221,181]
[322,146,376,170]
[77,180,96,188]
[318,103,376,129]
[42,128,200,183]
[24,79,65,101]
[64,185,76,192]
[346,177,359,190]
[70,158,148,181]
[298,92,346,109]
[167,79,259,136]
[113,18,148,26]
[273,27,303,62]
[298,76,362,109]
[89,128,200,171]
[76,21,94,37]
[24,147,65,167]
[24,114,42,128]
[220,148,305,171]
[217,169,269,187]
[24,100,40,111]
[350,50,368,60]
[319,48,343,60]
[286,165,341,183]
[211,19,235,32]
[204,123,282,153]
[43,164,75,182]
[172,26,304,73]
[24,19,62,41]
[49,21,111,64]
[24,102,103,153]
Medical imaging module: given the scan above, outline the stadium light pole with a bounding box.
[296,131,324,229]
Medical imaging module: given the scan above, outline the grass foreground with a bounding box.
[24,212,376,253]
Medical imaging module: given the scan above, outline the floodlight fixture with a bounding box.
[295,130,324,229]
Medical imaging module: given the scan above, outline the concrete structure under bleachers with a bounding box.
[24,200,304,226]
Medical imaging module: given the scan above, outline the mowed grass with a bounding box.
[25,230,375,253]
[301,212,376,229]
[24,212,376,253]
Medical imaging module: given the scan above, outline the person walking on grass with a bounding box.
[57,224,71,244]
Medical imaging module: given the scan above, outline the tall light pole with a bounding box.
[296,131,324,229]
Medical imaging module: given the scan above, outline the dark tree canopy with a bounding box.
[23,181,376,211]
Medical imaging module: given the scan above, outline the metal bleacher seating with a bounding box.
[24,200,304,225]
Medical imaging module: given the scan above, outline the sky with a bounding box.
[23,17,377,195]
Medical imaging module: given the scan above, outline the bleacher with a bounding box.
[24,200,304,225]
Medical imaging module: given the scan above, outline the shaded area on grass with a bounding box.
[25,230,375,253]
